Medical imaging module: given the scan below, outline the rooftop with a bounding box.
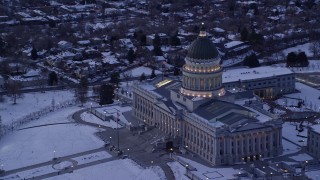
[223,66,294,83]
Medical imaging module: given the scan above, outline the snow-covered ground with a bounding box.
[305,170,320,180]
[175,156,239,180]
[289,153,313,162]
[46,159,165,180]
[0,90,75,126]
[275,82,320,112]
[0,107,104,171]
[73,151,112,165]
[281,139,301,156]
[282,122,308,147]
[282,42,313,57]
[167,161,189,180]
[81,111,121,129]
[274,60,320,73]
[128,66,162,78]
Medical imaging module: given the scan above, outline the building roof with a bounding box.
[223,66,294,83]
[194,99,256,125]
[187,33,219,60]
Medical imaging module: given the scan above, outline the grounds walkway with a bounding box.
[1,108,175,180]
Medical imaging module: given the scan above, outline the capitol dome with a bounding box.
[180,30,225,98]
[187,35,219,60]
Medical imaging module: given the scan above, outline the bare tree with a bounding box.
[6,80,23,104]
[122,70,132,86]
[309,41,320,58]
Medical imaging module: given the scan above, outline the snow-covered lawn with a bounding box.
[289,153,313,162]
[274,60,320,73]
[3,164,56,180]
[282,42,313,57]
[0,107,104,171]
[81,112,121,129]
[73,151,112,165]
[46,159,165,180]
[129,66,162,77]
[282,122,308,147]
[176,156,238,180]
[0,90,75,126]
[167,161,189,180]
[281,139,301,156]
[305,170,320,180]
[275,82,320,112]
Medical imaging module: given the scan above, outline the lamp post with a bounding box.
[113,108,120,151]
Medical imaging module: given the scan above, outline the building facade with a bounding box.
[132,30,283,165]
[307,125,320,158]
[223,66,295,99]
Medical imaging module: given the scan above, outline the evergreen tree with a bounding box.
[48,71,58,86]
[150,69,156,79]
[153,34,161,46]
[286,52,298,67]
[153,46,163,56]
[99,84,114,105]
[110,72,120,86]
[170,34,181,46]
[243,53,260,68]
[173,67,180,76]
[127,48,135,64]
[31,48,38,60]
[297,52,309,67]
[139,73,146,82]
[240,27,249,41]
[76,76,89,106]
[140,34,146,45]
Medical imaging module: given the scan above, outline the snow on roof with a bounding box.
[223,66,293,83]
[311,124,320,133]
[224,41,244,49]
[24,69,40,77]
[77,40,90,45]
[213,27,225,33]
[101,52,119,64]
[130,66,162,77]
[58,41,71,46]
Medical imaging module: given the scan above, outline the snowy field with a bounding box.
[0,90,75,126]
[167,161,189,180]
[282,42,313,57]
[282,122,308,147]
[46,159,165,180]
[73,151,112,165]
[175,156,238,180]
[281,139,301,156]
[0,107,104,171]
[274,60,320,74]
[289,153,313,162]
[81,111,120,129]
[275,82,320,112]
[125,66,162,78]
[305,170,320,180]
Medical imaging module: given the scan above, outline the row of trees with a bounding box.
[286,51,309,67]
